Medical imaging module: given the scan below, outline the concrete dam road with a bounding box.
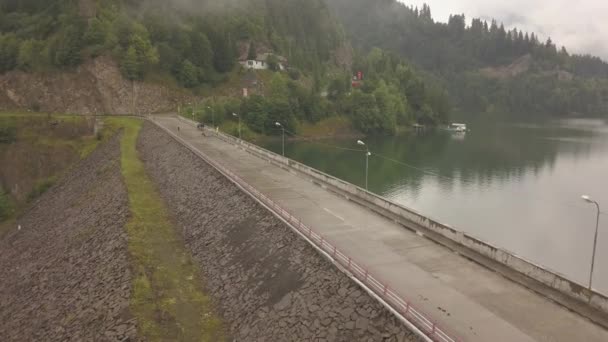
[155,115,608,342]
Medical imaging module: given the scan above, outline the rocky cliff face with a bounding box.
[0,56,193,115]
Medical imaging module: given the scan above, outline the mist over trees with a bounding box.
[2,0,606,131]
[326,0,608,118]
[0,0,450,133]
[201,47,449,137]
[0,0,342,85]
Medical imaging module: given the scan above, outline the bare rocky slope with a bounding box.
[0,116,95,203]
[0,135,136,341]
[137,122,419,342]
[0,56,192,115]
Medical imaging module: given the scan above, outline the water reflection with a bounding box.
[260,119,608,294]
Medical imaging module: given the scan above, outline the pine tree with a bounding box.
[210,30,235,73]
[247,41,257,60]
[84,18,106,45]
[179,59,199,88]
[0,34,19,72]
[53,25,83,67]
[17,39,35,71]
[190,32,213,70]
[121,46,141,80]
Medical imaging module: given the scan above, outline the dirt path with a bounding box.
[0,134,135,341]
[138,122,419,341]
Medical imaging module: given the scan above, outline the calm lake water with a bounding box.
[260,118,608,294]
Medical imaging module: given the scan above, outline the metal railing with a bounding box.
[163,117,459,342]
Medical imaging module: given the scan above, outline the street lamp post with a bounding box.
[275,122,285,157]
[232,113,241,140]
[207,106,215,127]
[581,195,601,294]
[357,140,371,191]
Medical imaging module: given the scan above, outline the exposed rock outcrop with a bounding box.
[0,56,193,115]
[480,54,533,79]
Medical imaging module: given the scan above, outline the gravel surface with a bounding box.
[138,122,420,342]
[0,135,136,341]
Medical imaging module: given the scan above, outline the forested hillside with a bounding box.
[0,0,343,86]
[0,0,450,134]
[327,0,608,118]
[2,0,608,129]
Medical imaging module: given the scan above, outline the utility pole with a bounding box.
[275,122,285,156]
[357,140,371,191]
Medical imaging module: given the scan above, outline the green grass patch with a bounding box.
[0,112,104,157]
[0,187,15,237]
[27,176,57,202]
[218,120,263,142]
[78,136,102,158]
[0,125,17,144]
[108,117,224,342]
[0,188,14,221]
[298,116,359,138]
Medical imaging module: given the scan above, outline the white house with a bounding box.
[239,53,287,71]
[241,59,268,70]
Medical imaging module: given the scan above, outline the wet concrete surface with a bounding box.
[138,122,420,342]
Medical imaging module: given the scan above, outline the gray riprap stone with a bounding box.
[136,123,423,342]
[0,135,136,342]
[356,317,369,330]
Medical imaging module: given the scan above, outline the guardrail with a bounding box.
[194,119,608,317]
[166,116,459,342]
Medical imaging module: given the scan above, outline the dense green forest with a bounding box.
[3,1,606,133]
[0,0,343,84]
[200,48,449,136]
[0,0,450,134]
[326,0,608,118]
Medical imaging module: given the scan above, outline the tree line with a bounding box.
[326,0,608,118]
[0,0,343,88]
[193,47,449,136]
[1,0,451,134]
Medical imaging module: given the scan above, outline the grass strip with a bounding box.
[109,117,223,342]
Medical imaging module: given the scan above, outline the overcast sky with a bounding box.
[401,0,608,59]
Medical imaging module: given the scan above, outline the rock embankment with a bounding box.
[138,122,419,342]
[0,135,136,341]
[0,56,192,115]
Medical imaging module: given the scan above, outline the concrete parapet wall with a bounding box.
[142,121,421,341]
[193,121,608,316]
